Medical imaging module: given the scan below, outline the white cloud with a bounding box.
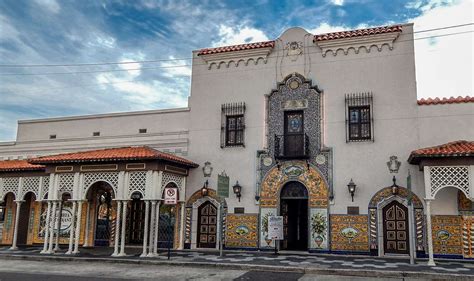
[331,0,345,6]
[213,25,269,47]
[308,22,368,35]
[33,0,60,14]
[161,57,192,78]
[410,0,473,98]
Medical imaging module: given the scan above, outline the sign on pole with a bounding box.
[164,187,178,205]
[268,216,284,240]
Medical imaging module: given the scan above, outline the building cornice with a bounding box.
[315,32,401,57]
[199,47,273,70]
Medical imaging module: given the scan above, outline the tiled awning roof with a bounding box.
[0,159,45,172]
[417,96,474,105]
[408,140,474,164]
[197,40,275,55]
[29,146,199,167]
[197,24,403,56]
[314,24,402,41]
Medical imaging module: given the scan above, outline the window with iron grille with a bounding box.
[345,93,374,142]
[221,102,246,148]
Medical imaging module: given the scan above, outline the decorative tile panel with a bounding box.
[260,161,328,208]
[330,215,369,252]
[432,215,463,255]
[369,208,377,250]
[226,214,258,248]
[462,216,474,258]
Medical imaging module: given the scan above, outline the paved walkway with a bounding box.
[0,246,473,279]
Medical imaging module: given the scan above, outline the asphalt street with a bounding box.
[0,259,436,281]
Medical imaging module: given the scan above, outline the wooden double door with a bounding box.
[197,201,217,248]
[383,201,409,254]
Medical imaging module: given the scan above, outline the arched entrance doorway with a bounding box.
[382,200,409,254]
[197,201,217,248]
[127,191,145,245]
[17,192,36,245]
[86,181,115,246]
[280,181,308,250]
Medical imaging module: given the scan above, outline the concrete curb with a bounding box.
[0,253,472,280]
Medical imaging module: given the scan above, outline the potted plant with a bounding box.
[311,212,327,248]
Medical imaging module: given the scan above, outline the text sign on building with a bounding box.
[268,216,284,240]
[164,187,178,205]
[217,171,229,198]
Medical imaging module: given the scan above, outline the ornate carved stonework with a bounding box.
[386,156,401,173]
[263,73,333,199]
[286,41,303,61]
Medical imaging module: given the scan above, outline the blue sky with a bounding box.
[0,0,472,141]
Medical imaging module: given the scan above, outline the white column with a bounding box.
[66,201,77,255]
[140,200,150,257]
[425,199,436,266]
[41,201,52,254]
[47,201,58,253]
[72,201,83,254]
[54,201,63,251]
[112,200,121,256]
[147,201,156,257]
[9,200,23,250]
[83,201,90,247]
[118,200,128,256]
[153,201,160,255]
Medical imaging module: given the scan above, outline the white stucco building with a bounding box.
[0,23,473,264]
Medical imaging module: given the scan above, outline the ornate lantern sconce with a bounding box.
[391,176,399,195]
[233,181,242,202]
[347,179,357,202]
[201,180,209,197]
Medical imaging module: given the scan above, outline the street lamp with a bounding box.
[232,181,242,202]
[347,179,357,202]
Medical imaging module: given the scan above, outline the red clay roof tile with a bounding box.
[408,140,474,164]
[417,96,474,105]
[29,146,198,167]
[314,25,403,41]
[0,160,45,172]
[197,40,275,56]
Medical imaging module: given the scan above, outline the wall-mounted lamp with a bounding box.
[233,181,242,202]
[201,180,209,197]
[391,176,399,195]
[347,179,357,202]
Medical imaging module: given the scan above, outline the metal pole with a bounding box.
[274,239,277,255]
[167,207,171,260]
[219,198,224,257]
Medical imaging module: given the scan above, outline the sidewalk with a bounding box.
[1,246,473,279]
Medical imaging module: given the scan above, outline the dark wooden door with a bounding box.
[197,201,217,248]
[17,194,34,245]
[280,199,308,250]
[383,201,409,254]
[128,198,145,244]
[284,111,304,157]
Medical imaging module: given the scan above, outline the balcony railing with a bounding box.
[274,133,310,159]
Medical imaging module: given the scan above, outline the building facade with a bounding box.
[0,24,473,264]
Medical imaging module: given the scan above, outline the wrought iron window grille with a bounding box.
[220,102,246,148]
[345,92,374,142]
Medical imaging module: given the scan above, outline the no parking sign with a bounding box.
[164,187,178,205]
